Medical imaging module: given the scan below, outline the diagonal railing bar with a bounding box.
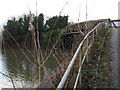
[57,21,108,89]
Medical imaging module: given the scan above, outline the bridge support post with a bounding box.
[86,37,89,63]
[79,48,82,87]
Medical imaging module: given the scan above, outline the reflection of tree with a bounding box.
[2,43,65,86]
[2,48,36,81]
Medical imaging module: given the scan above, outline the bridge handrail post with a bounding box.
[86,37,89,63]
[96,28,98,35]
[73,47,82,89]
[79,48,82,87]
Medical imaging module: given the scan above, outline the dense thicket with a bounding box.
[3,15,30,39]
[45,16,68,31]
[2,14,74,49]
[3,14,68,39]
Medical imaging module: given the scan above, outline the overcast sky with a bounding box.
[0,0,119,28]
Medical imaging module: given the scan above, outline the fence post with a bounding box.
[79,47,82,87]
[96,28,98,35]
[86,37,89,63]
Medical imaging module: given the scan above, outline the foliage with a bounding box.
[32,13,44,39]
[45,15,68,31]
[81,28,112,88]
[3,15,30,39]
[43,29,64,48]
[61,35,75,49]
[3,13,71,49]
[43,15,69,48]
[3,13,45,39]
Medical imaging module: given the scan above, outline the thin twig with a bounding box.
[44,2,69,58]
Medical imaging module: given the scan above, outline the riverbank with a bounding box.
[80,27,112,88]
[67,27,113,88]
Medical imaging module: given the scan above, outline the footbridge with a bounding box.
[62,19,119,36]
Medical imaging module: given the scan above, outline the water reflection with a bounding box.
[0,52,14,89]
[0,43,63,88]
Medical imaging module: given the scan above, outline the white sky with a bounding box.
[0,0,119,28]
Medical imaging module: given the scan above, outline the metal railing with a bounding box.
[57,21,108,89]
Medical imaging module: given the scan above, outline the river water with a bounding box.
[0,44,65,89]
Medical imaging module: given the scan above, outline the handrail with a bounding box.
[57,22,106,89]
